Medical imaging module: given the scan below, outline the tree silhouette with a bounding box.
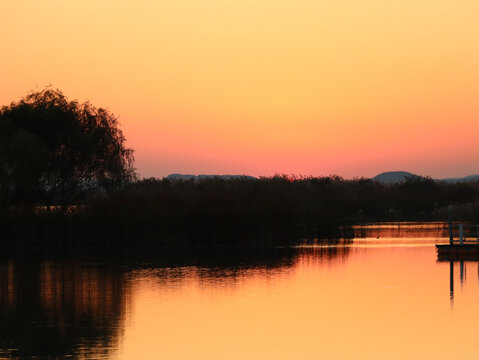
[0,88,136,207]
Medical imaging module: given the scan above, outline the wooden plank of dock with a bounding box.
[436,244,479,261]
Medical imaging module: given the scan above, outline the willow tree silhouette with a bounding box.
[0,88,136,207]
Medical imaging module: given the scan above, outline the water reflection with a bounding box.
[435,259,479,306]
[0,246,352,359]
[353,221,449,240]
[0,259,131,359]
[1,223,479,360]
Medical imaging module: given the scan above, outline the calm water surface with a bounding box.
[1,222,478,359]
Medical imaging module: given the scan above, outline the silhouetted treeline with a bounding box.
[3,88,478,247]
[2,175,479,246]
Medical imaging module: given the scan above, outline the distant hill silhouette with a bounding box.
[372,171,479,184]
[371,171,423,184]
[167,172,479,184]
[167,174,257,181]
[438,174,479,183]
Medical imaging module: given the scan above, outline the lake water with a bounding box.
[1,222,478,360]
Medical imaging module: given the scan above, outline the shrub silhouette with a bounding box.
[0,88,136,207]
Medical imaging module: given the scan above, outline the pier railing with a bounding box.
[449,223,479,245]
[447,205,479,245]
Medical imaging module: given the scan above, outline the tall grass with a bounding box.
[1,175,478,246]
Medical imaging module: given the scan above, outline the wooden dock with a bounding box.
[435,205,479,259]
[437,244,479,260]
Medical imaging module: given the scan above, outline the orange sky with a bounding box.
[2,0,479,178]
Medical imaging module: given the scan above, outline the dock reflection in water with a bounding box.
[1,223,479,360]
[437,259,479,304]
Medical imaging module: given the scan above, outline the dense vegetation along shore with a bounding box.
[1,88,478,246]
[2,175,479,246]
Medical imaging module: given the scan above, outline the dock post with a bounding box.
[448,205,454,245]
[450,261,454,301]
[459,223,464,245]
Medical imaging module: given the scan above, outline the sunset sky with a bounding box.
[2,0,479,178]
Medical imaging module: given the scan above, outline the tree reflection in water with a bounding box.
[0,259,131,359]
[0,245,351,359]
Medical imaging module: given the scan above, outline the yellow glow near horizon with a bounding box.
[2,0,479,178]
